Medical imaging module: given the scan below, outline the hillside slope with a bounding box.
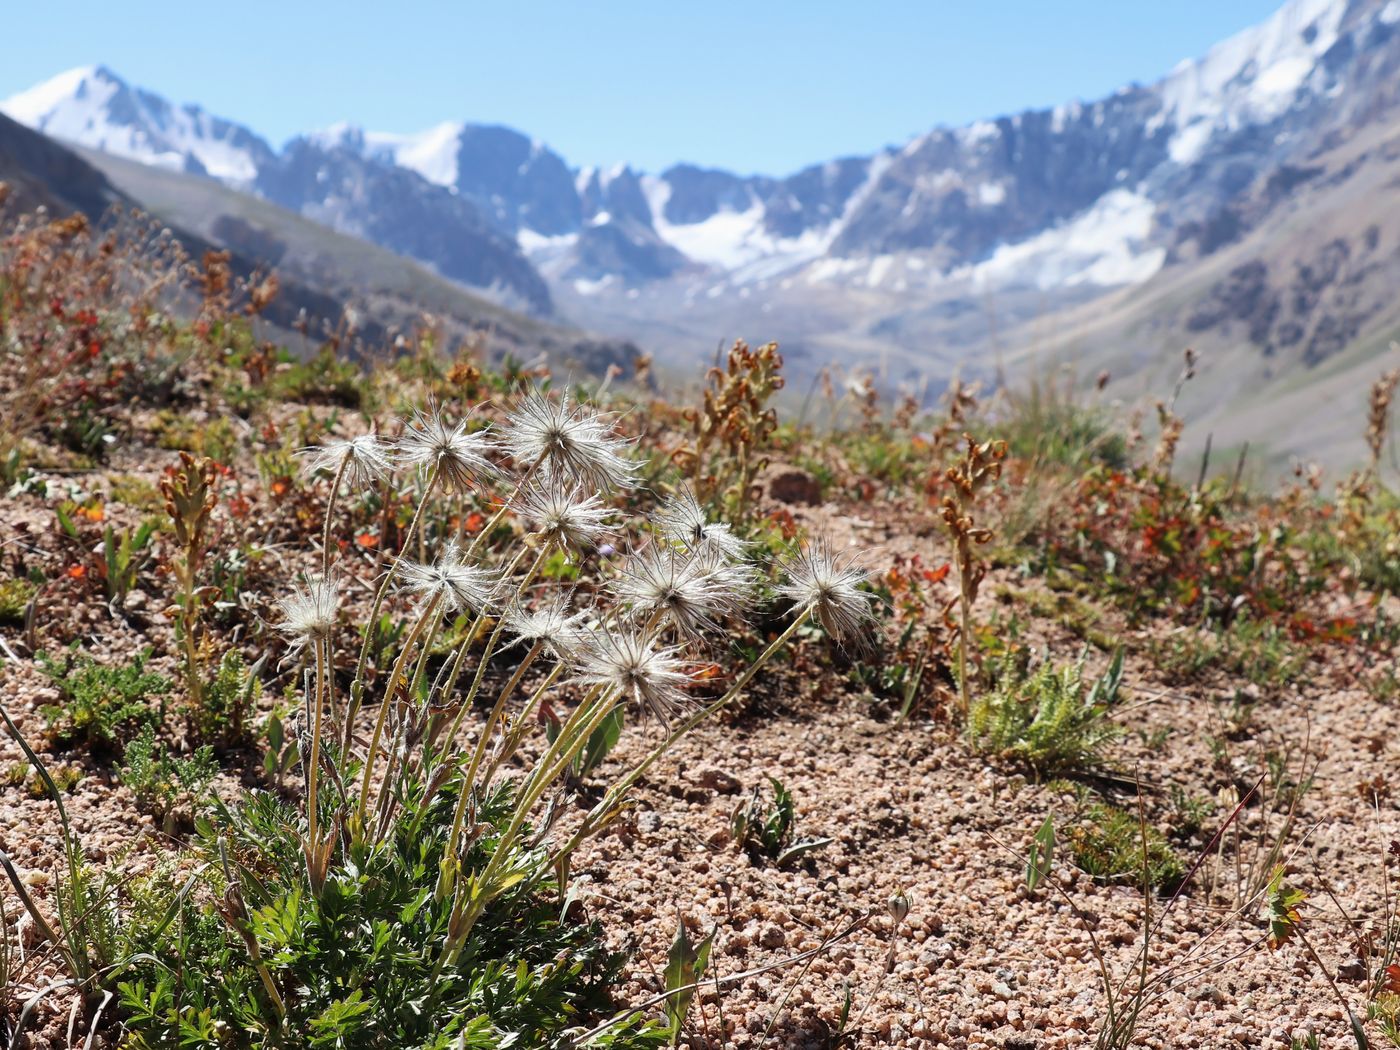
[999,113,1400,472]
[0,115,640,375]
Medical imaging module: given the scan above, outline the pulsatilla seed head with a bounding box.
[500,389,637,492]
[274,574,342,653]
[776,538,878,646]
[396,406,497,494]
[655,487,747,564]
[515,473,614,553]
[398,543,499,614]
[296,433,394,488]
[576,629,692,724]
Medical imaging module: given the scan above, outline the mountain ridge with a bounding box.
[4,0,1399,470]
[8,0,1388,298]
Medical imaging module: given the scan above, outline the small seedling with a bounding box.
[120,726,219,830]
[731,776,832,866]
[101,520,157,604]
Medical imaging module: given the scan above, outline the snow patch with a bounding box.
[959,120,1000,146]
[572,275,614,296]
[518,229,577,254]
[1156,0,1345,165]
[640,154,896,280]
[973,189,1165,291]
[360,122,463,187]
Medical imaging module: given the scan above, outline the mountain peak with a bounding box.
[1153,0,1349,163]
[2,65,110,125]
[1,64,273,182]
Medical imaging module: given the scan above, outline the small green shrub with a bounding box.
[968,649,1123,777]
[268,346,366,407]
[27,763,84,797]
[120,726,219,828]
[1066,802,1185,892]
[153,413,241,464]
[191,649,261,746]
[108,474,166,512]
[101,520,157,603]
[39,647,169,752]
[1148,616,1304,687]
[116,782,665,1049]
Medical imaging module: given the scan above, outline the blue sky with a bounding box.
[1,0,1287,175]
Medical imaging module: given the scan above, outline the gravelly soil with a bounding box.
[2,480,1396,1049]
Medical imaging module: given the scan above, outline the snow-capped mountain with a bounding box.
[1,65,274,182]
[0,66,551,313]
[4,0,1398,397]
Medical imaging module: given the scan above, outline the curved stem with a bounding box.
[465,453,544,558]
[345,462,441,750]
[306,636,329,859]
[550,609,809,875]
[443,689,623,953]
[355,594,441,828]
[321,455,350,578]
[482,660,567,790]
[460,642,541,793]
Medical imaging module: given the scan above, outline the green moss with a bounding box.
[0,577,36,626]
[152,412,240,464]
[108,474,166,512]
[1067,802,1185,892]
[995,585,1118,651]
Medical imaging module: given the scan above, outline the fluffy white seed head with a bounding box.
[396,407,497,494]
[397,542,498,614]
[275,575,342,651]
[515,473,613,553]
[577,629,692,723]
[614,545,753,642]
[500,389,637,491]
[296,433,394,488]
[503,599,593,662]
[656,488,747,563]
[776,539,878,646]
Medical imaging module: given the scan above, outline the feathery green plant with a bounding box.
[968,648,1123,777]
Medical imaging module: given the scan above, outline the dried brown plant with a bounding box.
[160,452,220,714]
[940,434,1007,719]
[1366,352,1400,475]
[673,339,785,520]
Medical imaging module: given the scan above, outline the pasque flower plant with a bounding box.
[132,384,883,1046]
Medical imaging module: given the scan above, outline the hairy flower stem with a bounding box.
[547,608,809,882]
[371,606,455,825]
[440,688,623,956]
[436,543,539,749]
[321,455,350,578]
[344,462,441,749]
[430,542,550,882]
[481,661,567,790]
[459,642,541,793]
[355,594,442,827]
[435,665,601,904]
[306,636,330,862]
